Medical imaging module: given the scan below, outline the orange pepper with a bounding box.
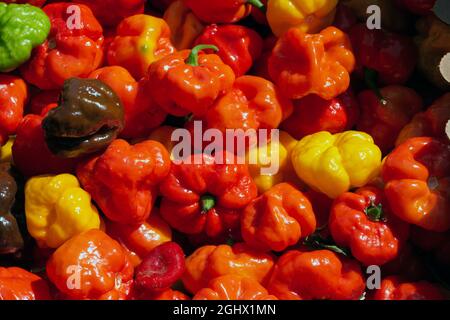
[267,250,365,300]
[89,66,166,139]
[107,14,175,79]
[0,267,51,300]
[182,243,275,294]
[194,275,277,300]
[269,27,355,100]
[46,229,134,300]
[132,288,190,300]
[241,183,316,252]
[105,209,172,267]
[205,75,293,132]
[146,44,235,117]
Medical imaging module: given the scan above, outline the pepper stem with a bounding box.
[247,0,265,11]
[364,68,387,106]
[200,194,216,213]
[365,202,384,222]
[186,44,219,67]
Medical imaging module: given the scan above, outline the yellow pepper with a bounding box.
[0,137,14,163]
[163,0,204,50]
[291,131,381,199]
[267,0,338,37]
[25,174,101,248]
[246,131,304,193]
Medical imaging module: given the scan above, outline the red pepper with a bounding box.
[0,267,51,300]
[371,276,444,300]
[194,24,263,77]
[12,113,79,177]
[382,244,427,281]
[410,227,450,266]
[77,139,171,225]
[395,0,437,15]
[252,35,277,80]
[329,186,410,266]
[0,75,27,146]
[21,3,104,90]
[357,85,423,153]
[159,151,258,240]
[281,90,359,140]
[28,90,59,116]
[349,24,417,85]
[134,242,185,293]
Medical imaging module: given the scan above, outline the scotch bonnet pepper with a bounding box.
[194,275,277,300]
[182,243,274,294]
[291,131,382,199]
[107,14,175,80]
[194,24,263,77]
[25,174,101,249]
[0,267,51,300]
[0,3,50,72]
[267,250,365,300]
[382,137,450,232]
[183,0,264,24]
[0,75,27,146]
[329,186,410,266]
[42,78,124,158]
[21,3,104,90]
[241,183,316,252]
[269,27,355,100]
[0,163,23,255]
[159,152,257,239]
[77,139,171,225]
[46,229,134,300]
[371,276,444,300]
[267,0,338,37]
[147,44,235,117]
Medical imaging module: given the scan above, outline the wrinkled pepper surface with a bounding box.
[371,276,444,300]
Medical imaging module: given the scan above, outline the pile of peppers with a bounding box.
[0,0,449,301]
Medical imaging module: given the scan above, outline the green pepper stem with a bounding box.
[247,0,265,11]
[365,202,384,222]
[364,68,387,106]
[200,194,216,213]
[186,44,219,67]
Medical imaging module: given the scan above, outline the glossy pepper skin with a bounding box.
[0,163,23,255]
[0,3,50,72]
[74,0,145,27]
[42,78,124,158]
[77,139,171,225]
[416,15,450,90]
[382,137,450,232]
[0,75,27,146]
[147,44,235,117]
[89,67,166,139]
[205,76,293,132]
[46,229,134,300]
[267,250,365,300]
[25,174,101,249]
[246,131,303,193]
[159,152,257,239]
[357,86,423,153]
[194,275,277,300]
[349,24,417,85]
[183,0,264,24]
[397,93,450,145]
[194,24,263,77]
[0,267,51,300]
[241,183,316,252]
[269,27,355,100]
[107,14,175,80]
[281,90,359,140]
[267,0,338,37]
[371,276,444,300]
[21,3,104,90]
[291,131,382,199]
[12,113,79,177]
[329,186,410,266]
[106,210,172,267]
[163,0,204,50]
[182,243,274,294]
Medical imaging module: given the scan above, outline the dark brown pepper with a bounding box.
[42,78,124,158]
